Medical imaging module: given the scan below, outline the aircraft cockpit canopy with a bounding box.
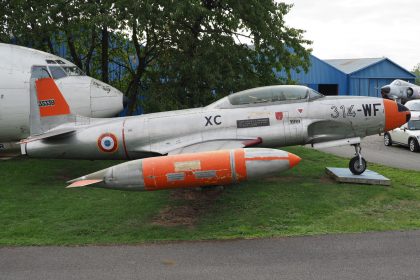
[207,85,324,109]
[49,65,85,79]
[227,85,323,106]
[29,60,87,80]
[47,60,85,80]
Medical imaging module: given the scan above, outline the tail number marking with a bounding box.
[38,99,55,107]
[361,103,381,117]
[331,105,356,119]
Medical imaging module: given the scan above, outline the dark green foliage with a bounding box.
[412,63,420,85]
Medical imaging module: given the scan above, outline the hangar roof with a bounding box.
[324,58,385,74]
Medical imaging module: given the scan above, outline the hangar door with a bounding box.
[318,84,338,96]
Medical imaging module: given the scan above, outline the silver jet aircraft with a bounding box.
[381,79,420,103]
[22,78,410,181]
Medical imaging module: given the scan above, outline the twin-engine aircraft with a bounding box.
[0,43,124,158]
[381,79,420,103]
[21,78,410,191]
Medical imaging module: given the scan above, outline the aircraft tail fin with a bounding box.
[29,78,87,136]
[35,78,70,117]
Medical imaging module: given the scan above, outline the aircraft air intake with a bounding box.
[381,86,390,98]
[406,88,414,97]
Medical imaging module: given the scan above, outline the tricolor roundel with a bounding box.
[97,133,118,153]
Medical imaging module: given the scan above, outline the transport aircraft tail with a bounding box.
[26,78,88,142]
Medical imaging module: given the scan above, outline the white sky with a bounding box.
[282,0,420,71]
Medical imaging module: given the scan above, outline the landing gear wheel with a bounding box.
[384,133,392,146]
[349,143,367,175]
[409,138,419,152]
[349,156,367,175]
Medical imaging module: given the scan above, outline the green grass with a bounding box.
[1,146,420,245]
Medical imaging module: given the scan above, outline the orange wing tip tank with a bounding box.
[67,148,301,191]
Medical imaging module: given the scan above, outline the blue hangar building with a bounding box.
[285,55,416,97]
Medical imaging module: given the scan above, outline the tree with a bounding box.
[0,0,58,52]
[412,63,420,86]
[119,0,312,113]
[0,0,312,114]
[0,0,118,79]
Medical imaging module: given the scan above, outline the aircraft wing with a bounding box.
[167,138,262,155]
[307,120,357,144]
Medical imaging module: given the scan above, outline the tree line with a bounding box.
[0,0,312,114]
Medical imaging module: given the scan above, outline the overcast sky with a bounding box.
[282,0,420,71]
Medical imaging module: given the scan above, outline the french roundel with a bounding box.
[97,133,118,153]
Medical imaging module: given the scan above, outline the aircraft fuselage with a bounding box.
[24,96,404,160]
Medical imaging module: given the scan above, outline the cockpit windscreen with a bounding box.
[228,86,323,105]
[62,66,85,76]
[49,66,67,79]
[47,65,85,79]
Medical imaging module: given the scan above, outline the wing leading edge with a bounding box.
[167,138,262,155]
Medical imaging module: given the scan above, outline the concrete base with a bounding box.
[325,167,391,186]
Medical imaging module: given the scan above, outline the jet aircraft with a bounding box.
[0,43,124,157]
[21,78,410,187]
[381,79,420,103]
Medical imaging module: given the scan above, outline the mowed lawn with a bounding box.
[1,146,420,245]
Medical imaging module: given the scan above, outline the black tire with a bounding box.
[349,156,367,175]
[409,138,419,152]
[384,133,392,146]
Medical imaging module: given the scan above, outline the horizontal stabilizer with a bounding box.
[66,179,103,188]
[20,127,76,143]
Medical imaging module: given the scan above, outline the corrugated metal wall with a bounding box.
[280,56,416,97]
[349,60,415,97]
[285,55,348,94]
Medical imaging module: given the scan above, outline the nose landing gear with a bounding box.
[349,143,367,175]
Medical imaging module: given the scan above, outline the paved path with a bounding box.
[1,230,419,280]
[317,135,420,171]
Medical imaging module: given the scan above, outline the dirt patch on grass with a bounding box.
[263,175,297,182]
[54,170,74,181]
[318,176,335,184]
[152,188,224,228]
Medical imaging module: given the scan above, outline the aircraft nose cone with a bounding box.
[383,99,411,131]
[381,86,391,98]
[90,78,124,116]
